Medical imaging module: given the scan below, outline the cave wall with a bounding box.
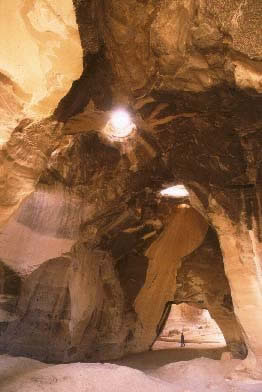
[0,184,81,275]
[132,206,208,351]
[0,204,213,362]
[0,261,21,338]
[0,0,82,118]
[0,0,261,376]
[102,0,262,96]
[174,227,247,358]
[0,0,82,228]
[207,194,262,372]
[0,245,127,362]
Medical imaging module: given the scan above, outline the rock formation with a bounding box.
[0,0,261,379]
[174,227,247,358]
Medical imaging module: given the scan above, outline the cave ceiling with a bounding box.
[0,0,261,369]
[56,0,262,209]
[0,0,261,225]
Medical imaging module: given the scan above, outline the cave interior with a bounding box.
[0,0,262,390]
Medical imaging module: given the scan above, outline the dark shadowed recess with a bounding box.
[0,261,21,296]
[54,49,113,121]
[0,262,21,337]
[116,254,148,310]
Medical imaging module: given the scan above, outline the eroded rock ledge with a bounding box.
[0,0,261,378]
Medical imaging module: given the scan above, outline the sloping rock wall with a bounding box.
[207,194,262,375]
[0,262,20,328]
[133,206,208,351]
[0,206,214,362]
[0,0,82,118]
[0,0,261,376]
[0,0,82,228]
[1,245,126,362]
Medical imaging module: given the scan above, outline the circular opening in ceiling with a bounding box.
[160,185,189,198]
[103,109,136,141]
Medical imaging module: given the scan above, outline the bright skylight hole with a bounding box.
[111,110,130,130]
[107,109,136,138]
[160,185,189,198]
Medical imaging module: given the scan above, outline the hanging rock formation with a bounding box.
[0,0,261,379]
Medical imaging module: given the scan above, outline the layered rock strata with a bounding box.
[0,0,261,377]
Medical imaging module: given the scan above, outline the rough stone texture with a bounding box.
[95,0,262,97]
[1,246,127,362]
[162,87,261,374]
[207,197,262,376]
[0,262,20,297]
[0,0,261,378]
[0,261,20,339]
[0,119,65,228]
[0,74,24,146]
[204,0,262,59]
[0,182,89,275]
[0,261,20,320]
[0,0,82,118]
[0,0,82,225]
[102,0,157,97]
[133,206,208,351]
[174,227,247,358]
[0,204,216,362]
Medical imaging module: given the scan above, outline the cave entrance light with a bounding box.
[104,109,136,141]
[153,303,226,352]
[160,185,189,198]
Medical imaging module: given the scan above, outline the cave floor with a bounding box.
[113,342,226,371]
[1,352,262,392]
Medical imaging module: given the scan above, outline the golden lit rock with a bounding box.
[0,0,82,118]
[0,0,261,385]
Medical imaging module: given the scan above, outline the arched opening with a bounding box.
[153,303,226,359]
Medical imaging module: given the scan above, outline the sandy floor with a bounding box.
[1,344,262,392]
[113,342,226,371]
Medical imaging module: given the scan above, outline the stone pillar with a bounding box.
[133,207,208,351]
[209,190,262,376]
[208,309,247,358]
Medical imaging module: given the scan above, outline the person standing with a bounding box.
[180,332,185,347]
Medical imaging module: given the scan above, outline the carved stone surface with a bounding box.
[174,227,247,358]
[0,0,261,378]
[0,0,82,117]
